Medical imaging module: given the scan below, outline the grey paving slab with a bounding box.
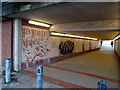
[3,82,20,88]
[14,80,62,88]
[2,71,63,88]
[50,49,118,80]
[25,46,119,88]
[43,66,119,88]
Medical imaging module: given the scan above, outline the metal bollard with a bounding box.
[98,80,107,90]
[5,58,11,83]
[36,65,43,89]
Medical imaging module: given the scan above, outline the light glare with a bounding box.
[114,34,120,40]
[28,20,51,27]
[51,32,64,36]
[51,32,98,40]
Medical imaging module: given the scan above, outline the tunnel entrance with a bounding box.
[101,40,114,51]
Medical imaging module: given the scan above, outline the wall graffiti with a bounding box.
[59,41,74,55]
[22,26,50,62]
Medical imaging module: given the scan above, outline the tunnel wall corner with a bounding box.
[114,34,120,61]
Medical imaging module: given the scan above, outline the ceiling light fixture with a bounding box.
[51,32,98,40]
[64,34,74,37]
[114,34,120,40]
[28,20,51,27]
[51,32,65,36]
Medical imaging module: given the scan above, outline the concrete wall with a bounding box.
[21,25,100,63]
[19,19,101,69]
[114,36,120,60]
[2,20,12,67]
[49,36,100,58]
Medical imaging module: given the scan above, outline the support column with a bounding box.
[0,4,1,70]
[13,19,22,71]
[0,21,2,71]
[0,21,1,90]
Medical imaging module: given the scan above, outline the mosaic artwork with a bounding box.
[22,26,50,62]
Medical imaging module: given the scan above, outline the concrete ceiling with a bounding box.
[8,2,118,24]
[7,2,119,40]
[65,30,120,40]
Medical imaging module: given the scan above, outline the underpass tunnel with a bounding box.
[1,2,120,88]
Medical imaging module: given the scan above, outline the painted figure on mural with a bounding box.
[22,26,50,62]
[34,43,50,58]
[22,36,36,61]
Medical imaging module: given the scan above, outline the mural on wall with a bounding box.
[22,26,50,62]
[59,41,74,55]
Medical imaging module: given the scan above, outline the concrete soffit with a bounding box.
[50,19,119,32]
[1,2,64,17]
[49,19,119,40]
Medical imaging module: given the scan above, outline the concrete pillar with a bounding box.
[0,21,1,90]
[0,4,1,71]
[13,19,22,71]
[0,21,2,71]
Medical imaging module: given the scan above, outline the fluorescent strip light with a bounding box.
[114,34,120,40]
[72,35,81,38]
[51,32,65,36]
[64,34,81,38]
[80,36,97,40]
[51,32,98,40]
[64,34,74,37]
[28,20,51,27]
